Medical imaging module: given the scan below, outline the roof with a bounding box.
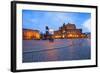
[23,28,39,32]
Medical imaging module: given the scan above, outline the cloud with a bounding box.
[29,19,38,23]
[82,18,91,32]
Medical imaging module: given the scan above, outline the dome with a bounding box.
[66,23,76,29]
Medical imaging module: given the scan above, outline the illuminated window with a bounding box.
[62,35,64,38]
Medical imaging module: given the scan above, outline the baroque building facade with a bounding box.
[23,29,40,40]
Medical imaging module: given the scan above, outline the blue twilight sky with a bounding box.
[22,10,91,33]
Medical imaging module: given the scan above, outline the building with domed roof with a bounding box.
[53,23,87,39]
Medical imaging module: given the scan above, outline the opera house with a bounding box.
[53,23,87,39]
